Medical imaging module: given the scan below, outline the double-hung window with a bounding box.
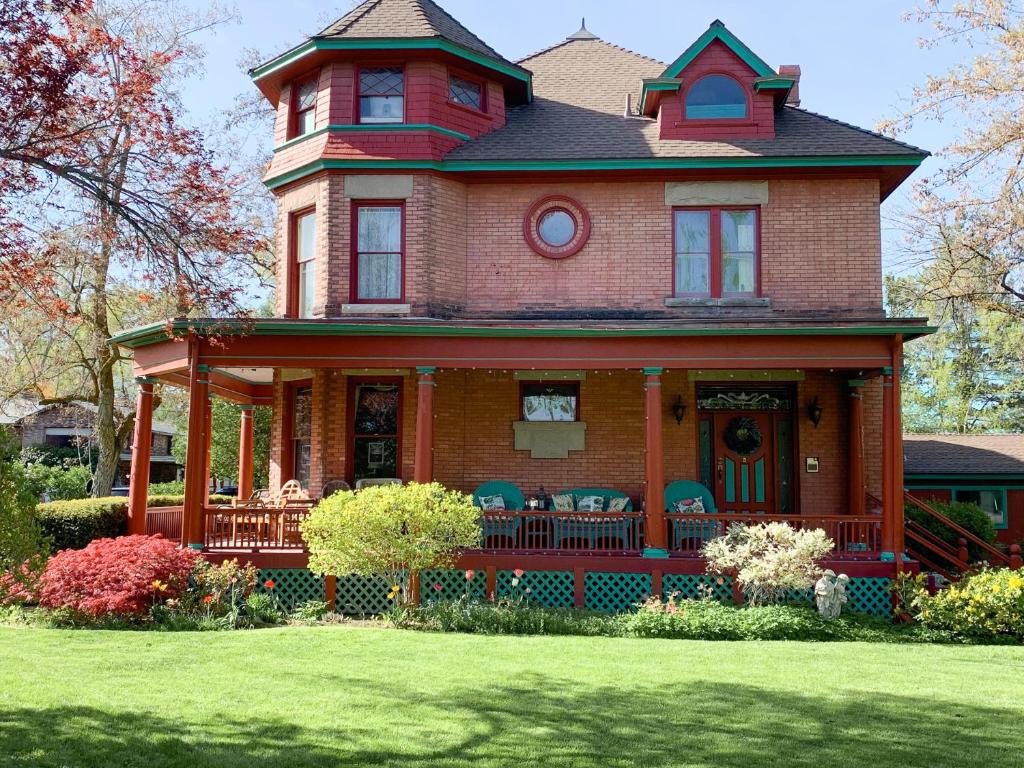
[291,209,316,318]
[673,207,758,297]
[352,203,403,302]
[291,385,312,489]
[291,76,318,137]
[358,67,404,124]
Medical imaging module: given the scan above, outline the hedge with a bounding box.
[37,495,233,551]
[906,499,998,562]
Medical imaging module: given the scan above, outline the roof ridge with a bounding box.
[318,0,383,36]
[417,0,502,57]
[517,35,665,68]
[787,106,930,156]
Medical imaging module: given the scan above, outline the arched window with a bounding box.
[685,75,748,120]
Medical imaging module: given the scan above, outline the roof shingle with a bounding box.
[904,434,1024,475]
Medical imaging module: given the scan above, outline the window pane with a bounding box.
[354,437,398,480]
[522,383,577,422]
[354,385,399,435]
[296,213,316,263]
[538,210,575,247]
[357,207,401,252]
[722,253,755,294]
[296,79,317,110]
[292,387,312,439]
[298,260,315,318]
[359,96,404,123]
[676,253,710,294]
[685,75,747,119]
[721,210,755,252]
[449,75,482,109]
[956,490,1004,527]
[721,210,756,294]
[297,108,316,136]
[357,253,402,299]
[360,68,404,96]
[674,210,710,295]
[294,441,311,487]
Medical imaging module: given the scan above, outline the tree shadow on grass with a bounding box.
[0,676,1020,768]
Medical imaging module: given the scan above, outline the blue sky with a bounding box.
[181,0,971,270]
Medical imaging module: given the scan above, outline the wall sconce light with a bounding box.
[672,395,687,425]
[807,395,823,428]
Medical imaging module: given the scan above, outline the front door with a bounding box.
[713,411,776,514]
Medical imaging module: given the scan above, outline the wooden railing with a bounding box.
[479,509,644,554]
[202,507,312,551]
[904,491,1012,568]
[145,506,183,541]
[665,513,883,558]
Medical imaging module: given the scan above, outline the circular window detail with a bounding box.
[723,416,763,456]
[523,195,591,259]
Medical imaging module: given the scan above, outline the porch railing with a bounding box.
[665,513,884,558]
[202,507,312,551]
[479,509,644,554]
[146,506,184,541]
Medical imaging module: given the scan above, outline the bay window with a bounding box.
[673,207,758,298]
[352,203,404,302]
[290,209,316,318]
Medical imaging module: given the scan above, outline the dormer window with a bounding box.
[359,67,404,124]
[685,75,748,120]
[449,73,483,111]
[291,76,318,137]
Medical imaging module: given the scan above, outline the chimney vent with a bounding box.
[778,64,801,107]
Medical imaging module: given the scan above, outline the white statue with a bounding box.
[814,570,849,619]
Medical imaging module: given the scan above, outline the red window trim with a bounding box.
[446,67,487,115]
[282,379,313,489]
[672,206,761,299]
[355,63,407,125]
[288,71,320,140]
[519,380,581,422]
[345,376,404,484]
[350,200,406,304]
[678,72,754,127]
[286,206,316,318]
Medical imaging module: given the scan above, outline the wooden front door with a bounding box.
[713,411,776,514]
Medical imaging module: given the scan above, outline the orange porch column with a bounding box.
[182,362,210,549]
[203,397,213,496]
[126,378,156,535]
[237,405,255,500]
[643,367,668,557]
[847,380,865,516]
[881,367,896,557]
[892,338,905,556]
[413,366,436,484]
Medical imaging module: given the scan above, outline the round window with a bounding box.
[523,196,591,259]
[538,209,576,247]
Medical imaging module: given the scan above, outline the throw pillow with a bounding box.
[577,495,605,512]
[479,494,505,511]
[606,496,629,512]
[673,497,706,515]
[551,494,575,512]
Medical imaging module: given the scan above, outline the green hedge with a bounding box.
[906,499,998,562]
[37,494,234,551]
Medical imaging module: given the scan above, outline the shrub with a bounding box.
[302,482,481,606]
[703,522,833,605]
[914,568,1024,640]
[906,499,997,562]
[38,535,199,618]
[148,481,185,494]
[1,454,48,586]
[394,597,616,636]
[292,600,330,623]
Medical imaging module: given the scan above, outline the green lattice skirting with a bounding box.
[421,568,488,603]
[788,577,891,617]
[662,573,733,603]
[584,572,652,613]
[496,570,574,608]
[255,569,325,611]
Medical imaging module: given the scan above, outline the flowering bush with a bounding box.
[703,522,833,605]
[915,568,1024,640]
[38,535,199,618]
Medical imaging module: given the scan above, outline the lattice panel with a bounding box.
[496,570,574,608]
[334,574,403,615]
[846,577,892,617]
[786,587,814,604]
[584,572,652,613]
[421,568,488,603]
[662,574,733,603]
[256,569,324,611]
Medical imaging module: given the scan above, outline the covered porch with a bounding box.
[115,317,927,572]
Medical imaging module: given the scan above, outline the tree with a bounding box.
[0,0,273,496]
[888,270,1024,432]
[881,1,1024,314]
[301,483,482,607]
[0,429,47,599]
[166,398,272,489]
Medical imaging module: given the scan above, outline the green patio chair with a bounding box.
[473,481,525,548]
[553,488,634,550]
[664,480,718,550]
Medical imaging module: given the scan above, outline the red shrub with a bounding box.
[0,557,46,605]
[38,535,199,618]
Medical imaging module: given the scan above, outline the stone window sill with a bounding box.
[664,297,772,308]
[341,303,412,315]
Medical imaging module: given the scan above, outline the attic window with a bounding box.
[685,75,747,120]
[359,67,404,124]
[449,74,483,111]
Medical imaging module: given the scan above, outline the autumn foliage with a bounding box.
[38,535,199,617]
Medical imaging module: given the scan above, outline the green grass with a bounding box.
[1,626,1023,767]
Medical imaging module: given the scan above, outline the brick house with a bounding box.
[113,0,943,612]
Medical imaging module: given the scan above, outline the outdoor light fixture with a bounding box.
[672,395,687,425]
[807,396,823,428]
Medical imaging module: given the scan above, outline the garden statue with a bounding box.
[814,570,849,619]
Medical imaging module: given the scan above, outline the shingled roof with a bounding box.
[904,434,1024,475]
[446,33,927,162]
[318,0,518,69]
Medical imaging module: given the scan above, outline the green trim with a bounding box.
[906,473,1024,482]
[639,78,682,113]
[754,76,797,91]
[238,404,255,411]
[641,367,664,376]
[264,154,927,190]
[416,365,437,375]
[662,21,776,79]
[642,548,670,559]
[196,364,211,373]
[907,485,1010,530]
[274,123,471,153]
[110,318,938,349]
[848,379,867,387]
[251,37,532,100]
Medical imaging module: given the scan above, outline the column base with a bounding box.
[643,547,669,559]
[880,551,895,563]
[187,543,205,552]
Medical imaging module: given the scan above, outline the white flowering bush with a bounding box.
[702,522,833,606]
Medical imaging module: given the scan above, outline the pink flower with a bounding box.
[433,583,442,591]
[513,568,525,578]
[465,569,474,580]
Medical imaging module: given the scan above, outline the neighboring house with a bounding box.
[0,396,180,484]
[905,434,1024,547]
[113,0,949,613]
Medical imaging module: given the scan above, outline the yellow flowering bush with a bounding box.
[915,568,1024,640]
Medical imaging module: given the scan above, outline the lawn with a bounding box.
[0,627,1022,768]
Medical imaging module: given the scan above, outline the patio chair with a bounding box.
[664,480,718,550]
[473,481,526,548]
[354,477,403,490]
[320,479,352,499]
[552,488,634,550]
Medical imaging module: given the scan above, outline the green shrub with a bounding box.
[1,452,49,603]
[914,568,1024,640]
[906,499,997,562]
[292,600,330,623]
[22,464,91,501]
[148,481,185,494]
[394,598,617,636]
